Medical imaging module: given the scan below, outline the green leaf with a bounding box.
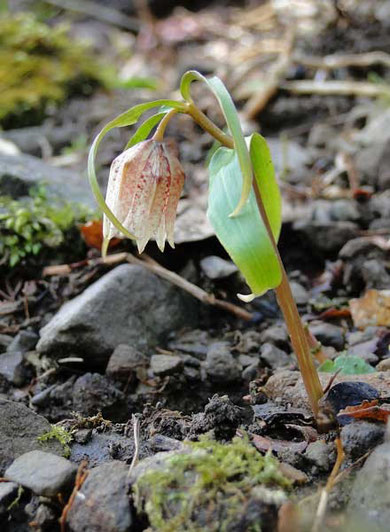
[319,355,376,375]
[180,71,252,217]
[207,146,282,298]
[125,111,167,149]
[250,133,282,241]
[87,99,186,243]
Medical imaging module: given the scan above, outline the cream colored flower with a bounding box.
[103,140,185,253]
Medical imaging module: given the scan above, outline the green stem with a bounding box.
[152,109,178,141]
[188,103,323,414]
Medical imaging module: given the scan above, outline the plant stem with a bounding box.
[188,104,323,414]
[152,109,178,141]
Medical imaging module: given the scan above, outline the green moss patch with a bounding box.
[133,436,290,532]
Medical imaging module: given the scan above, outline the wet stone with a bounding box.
[67,461,132,532]
[341,421,386,460]
[150,354,183,377]
[106,344,147,381]
[260,343,290,370]
[5,451,77,497]
[309,322,345,350]
[205,342,242,383]
[0,399,63,474]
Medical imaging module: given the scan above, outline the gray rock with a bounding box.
[308,123,337,149]
[289,281,309,306]
[347,437,390,531]
[260,343,290,370]
[106,344,147,381]
[293,221,359,254]
[0,153,94,205]
[361,259,390,290]
[37,264,197,365]
[150,354,183,377]
[200,256,238,279]
[260,325,289,350]
[341,421,386,460]
[309,322,345,350]
[7,330,38,353]
[5,450,77,497]
[72,373,125,420]
[0,351,26,386]
[67,461,132,532]
[0,334,13,351]
[238,354,259,367]
[0,482,19,515]
[242,363,259,381]
[305,440,331,472]
[370,190,390,220]
[0,399,63,474]
[205,342,242,383]
[329,200,360,222]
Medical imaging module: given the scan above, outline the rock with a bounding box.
[361,259,390,290]
[205,342,242,383]
[33,503,58,530]
[200,255,238,279]
[370,190,390,220]
[106,344,147,381]
[37,264,197,366]
[0,334,13,351]
[260,343,290,370]
[0,153,94,205]
[0,399,63,474]
[347,433,390,531]
[5,451,77,497]
[70,431,135,468]
[309,322,345,350]
[67,461,133,532]
[150,354,183,377]
[293,221,359,254]
[0,482,19,515]
[341,421,386,460]
[189,395,242,440]
[242,363,259,381]
[377,358,390,371]
[308,123,337,148]
[260,325,289,350]
[0,351,28,386]
[289,281,309,305]
[6,330,38,353]
[329,200,360,222]
[72,373,126,420]
[305,440,331,472]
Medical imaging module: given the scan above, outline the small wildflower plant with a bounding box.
[88,70,323,415]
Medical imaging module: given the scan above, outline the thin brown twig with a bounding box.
[42,252,253,321]
[293,51,390,70]
[281,80,390,98]
[60,461,89,532]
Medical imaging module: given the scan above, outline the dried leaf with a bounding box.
[338,399,390,423]
[80,220,120,250]
[350,289,390,329]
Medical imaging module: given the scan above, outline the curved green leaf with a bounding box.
[125,111,167,149]
[180,70,252,217]
[250,133,282,241]
[207,146,282,299]
[88,99,186,243]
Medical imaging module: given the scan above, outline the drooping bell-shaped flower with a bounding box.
[103,139,185,253]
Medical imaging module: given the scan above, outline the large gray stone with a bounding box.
[37,264,197,365]
[0,153,94,206]
[205,342,242,383]
[5,450,77,497]
[67,461,133,532]
[347,434,390,531]
[0,399,63,474]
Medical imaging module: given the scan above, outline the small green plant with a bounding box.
[88,70,324,415]
[0,13,107,127]
[37,424,73,458]
[133,436,290,531]
[319,354,376,375]
[0,186,92,267]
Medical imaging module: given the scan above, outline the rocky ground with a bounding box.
[1,1,390,531]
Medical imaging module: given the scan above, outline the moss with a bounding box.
[0,13,110,127]
[38,424,73,458]
[133,436,290,532]
[0,185,94,267]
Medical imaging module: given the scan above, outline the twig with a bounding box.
[60,461,89,532]
[311,437,345,532]
[128,414,141,478]
[42,252,253,321]
[43,0,139,31]
[281,80,390,98]
[294,51,390,70]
